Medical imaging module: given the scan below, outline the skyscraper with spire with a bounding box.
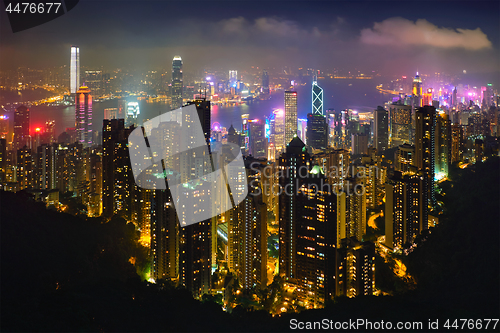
[312,73,323,115]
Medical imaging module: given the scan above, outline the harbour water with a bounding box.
[26,78,396,137]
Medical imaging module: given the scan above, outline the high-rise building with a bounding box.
[13,105,30,152]
[415,106,436,207]
[385,171,428,250]
[35,144,57,190]
[45,120,56,144]
[279,137,311,280]
[75,86,93,147]
[70,46,80,94]
[435,112,451,179]
[389,103,412,147]
[351,133,368,155]
[374,106,388,152]
[451,125,464,163]
[312,74,323,115]
[295,166,337,308]
[84,70,102,97]
[171,56,183,110]
[284,91,298,146]
[262,70,270,95]
[272,109,285,154]
[307,113,328,150]
[394,144,415,174]
[17,147,34,190]
[336,238,375,298]
[412,73,422,108]
[248,119,267,158]
[102,119,135,219]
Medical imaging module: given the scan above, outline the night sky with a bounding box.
[1,0,499,75]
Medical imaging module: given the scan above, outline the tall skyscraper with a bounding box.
[171,56,183,110]
[102,119,135,219]
[248,119,267,158]
[389,103,412,147]
[412,73,422,108]
[262,70,270,94]
[75,86,93,147]
[374,106,388,152]
[306,113,328,150]
[70,46,80,94]
[435,112,451,179]
[284,91,298,146]
[451,125,464,163]
[415,106,436,207]
[351,133,368,155]
[312,74,323,115]
[13,105,30,152]
[84,70,102,97]
[394,144,415,174]
[279,137,310,280]
[272,108,285,154]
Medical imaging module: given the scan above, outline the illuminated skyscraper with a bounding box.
[451,125,464,163]
[70,46,80,94]
[84,70,102,97]
[312,74,323,115]
[374,106,388,152]
[307,113,328,150]
[75,86,93,147]
[394,144,415,174]
[279,137,311,280]
[262,70,270,94]
[389,103,412,147]
[248,119,267,158]
[435,112,451,179]
[284,91,298,146]
[102,119,134,219]
[272,109,285,154]
[412,73,423,108]
[385,171,428,250]
[171,56,183,110]
[13,105,30,152]
[415,106,436,207]
[17,147,34,190]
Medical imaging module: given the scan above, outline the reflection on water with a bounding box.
[28,78,395,137]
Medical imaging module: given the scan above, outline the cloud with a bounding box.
[360,17,492,50]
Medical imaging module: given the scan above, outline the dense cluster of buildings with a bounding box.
[0,48,499,311]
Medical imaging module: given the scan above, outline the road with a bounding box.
[368,210,383,229]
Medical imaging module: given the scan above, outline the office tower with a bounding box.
[126,102,140,127]
[435,112,451,179]
[229,70,238,89]
[412,73,422,108]
[171,56,183,110]
[451,125,464,163]
[102,119,134,219]
[262,70,270,94]
[55,142,83,193]
[385,171,428,250]
[312,74,323,115]
[415,106,436,207]
[45,121,56,144]
[17,147,34,190]
[351,133,368,155]
[84,70,102,97]
[70,46,80,94]
[284,91,298,146]
[0,114,9,141]
[233,158,267,290]
[327,109,342,149]
[35,144,57,190]
[279,137,311,280]
[307,113,328,150]
[295,166,337,308]
[272,109,285,154]
[336,238,375,297]
[13,105,30,152]
[394,144,415,173]
[75,86,93,147]
[452,87,458,107]
[151,188,178,281]
[248,119,266,158]
[374,106,388,152]
[178,99,213,298]
[227,124,240,147]
[389,103,412,147]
